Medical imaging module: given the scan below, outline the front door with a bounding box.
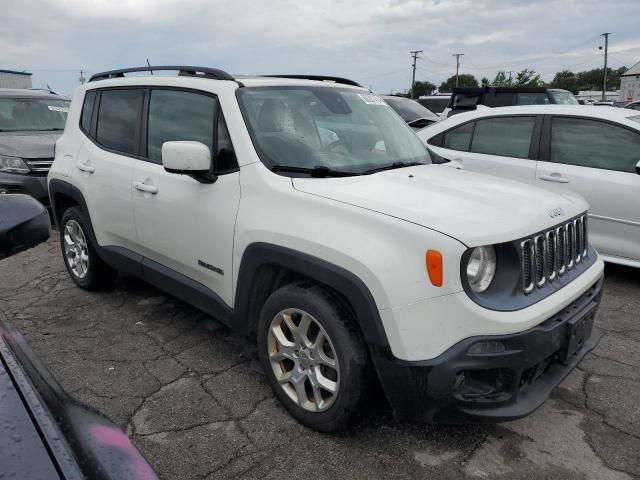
[131,88,240,306]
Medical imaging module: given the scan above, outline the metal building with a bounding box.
[620,61,640,103]
[0,69,32,89]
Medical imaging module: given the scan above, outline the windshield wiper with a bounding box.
[362,161,425,175]
[271,165,360,177]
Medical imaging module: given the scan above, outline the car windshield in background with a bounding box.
[628,115,640,125]
[237,87,431,175]
[383,96,439,123]
[418,97,450,114]
[0,98,70,131]
[550,91,579,105]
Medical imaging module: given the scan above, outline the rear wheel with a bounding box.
[257,283,371,432]
[60,207,116,290]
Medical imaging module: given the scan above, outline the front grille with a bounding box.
[24,158,54,175]
[520,214,588,294]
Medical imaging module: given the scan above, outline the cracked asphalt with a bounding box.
[1,238,638,480]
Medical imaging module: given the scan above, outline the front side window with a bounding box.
[550,91,579,105]
[147,89,216,163]
[443,122,474,151]
[237,87,430,175]
[96,89,144,155]
[550,117,640,173]
[471,116,535,159]
[0,97,69,131]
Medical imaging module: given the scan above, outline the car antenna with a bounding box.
[146,58,153,75]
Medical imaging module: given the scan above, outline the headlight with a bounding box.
[0,155,30,174]
[466,246,496,293]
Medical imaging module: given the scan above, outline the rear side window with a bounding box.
[96,89,144,155]
[517,92,549,105]
[147,89,216,163]
[550,117,640,173]
[483,92,514,107]
[471,116,535,159]
[80,90,96,133]
[443,122,474,151]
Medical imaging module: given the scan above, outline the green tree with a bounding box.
[481,77,490,87]
[492,71,512,87]
[550,70,578,93]
[514,69,543,87]
[410,80,437,98]
[438,74,479,92]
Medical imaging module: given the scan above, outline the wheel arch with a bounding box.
[233,243,390,348]
[49,179,99,248]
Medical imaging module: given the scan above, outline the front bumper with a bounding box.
[0,172,49,205]
[371,275,604,423]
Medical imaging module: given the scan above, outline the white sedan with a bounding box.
[417,105,640,268]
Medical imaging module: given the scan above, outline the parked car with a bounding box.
[446,87,578,117]
[0,88,70,205]
[625,101,640,111]
[0,193,158,480]
[417,94,451,117]
[418,105,640,268]
[49,66,604,432]
[381,95,440,130]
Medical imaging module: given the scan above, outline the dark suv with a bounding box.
[0,89,70,205]
[447,87,578,116]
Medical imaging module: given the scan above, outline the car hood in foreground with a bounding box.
[0,131,61,158]
[292,164,588,247]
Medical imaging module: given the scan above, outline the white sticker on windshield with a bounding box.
[48,105,70,113]
[358,93,386,106]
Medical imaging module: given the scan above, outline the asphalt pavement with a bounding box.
[0,238,638,480]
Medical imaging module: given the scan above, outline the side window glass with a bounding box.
[517,93,550,105]
[483,92,514,107]
[147,90,216,163]
[443,122,474,151]
[96,89,144,155]
[551,117,640,173]
[216,116,238,171]
[80,90,96,134]
[471,116,535,159]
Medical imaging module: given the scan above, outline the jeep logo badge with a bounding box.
[547,207,564,218]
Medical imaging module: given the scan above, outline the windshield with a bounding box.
[0,98,69,131]
[383,96,439,123]
[418,97,450,114]
[237,87,431,175]
[550,91,579,105]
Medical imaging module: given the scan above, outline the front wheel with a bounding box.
[257,283,371,432]
[60,207,116,290]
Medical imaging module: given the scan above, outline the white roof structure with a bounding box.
[622,61,640,76]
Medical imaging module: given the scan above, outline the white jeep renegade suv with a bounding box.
[48,66,604,432]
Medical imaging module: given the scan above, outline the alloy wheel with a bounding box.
[267,308,340,412]
[63,220,90,279]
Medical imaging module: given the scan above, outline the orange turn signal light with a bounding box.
[426,250,443,287]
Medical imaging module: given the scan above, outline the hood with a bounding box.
[0,131,61,158]
[292,165,588,246]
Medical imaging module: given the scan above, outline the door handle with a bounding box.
[538,173,570,183]
[76,163,95,174]
[134,181,158,194]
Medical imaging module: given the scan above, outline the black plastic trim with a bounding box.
[89,66,234,82]
[233,243,389,346]
[262,74,362,87]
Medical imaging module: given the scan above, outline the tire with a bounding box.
[60,207,117,290]
[257,283,371,432]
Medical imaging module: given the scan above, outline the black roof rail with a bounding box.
[88,66,235,83]
[262,75,362,87]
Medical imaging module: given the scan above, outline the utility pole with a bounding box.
[452,53,464,87]
[600,33,610,101]
[78,70,86,85]
[410,50,423,99]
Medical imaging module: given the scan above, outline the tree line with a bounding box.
[402,66,628,98]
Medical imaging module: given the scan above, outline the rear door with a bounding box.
[131,88,240,307]
[536,115,640,262]
[73,88,142,249]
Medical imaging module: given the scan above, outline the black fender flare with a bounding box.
[233,243,390,348]
[49,179,97,245]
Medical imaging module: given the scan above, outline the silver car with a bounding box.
[0,89,70,205]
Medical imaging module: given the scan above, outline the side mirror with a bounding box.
[162,141,217,184]
[0,194,50,259]
[636,160,640,175]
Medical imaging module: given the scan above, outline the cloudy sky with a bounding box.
[4,0,640,96]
